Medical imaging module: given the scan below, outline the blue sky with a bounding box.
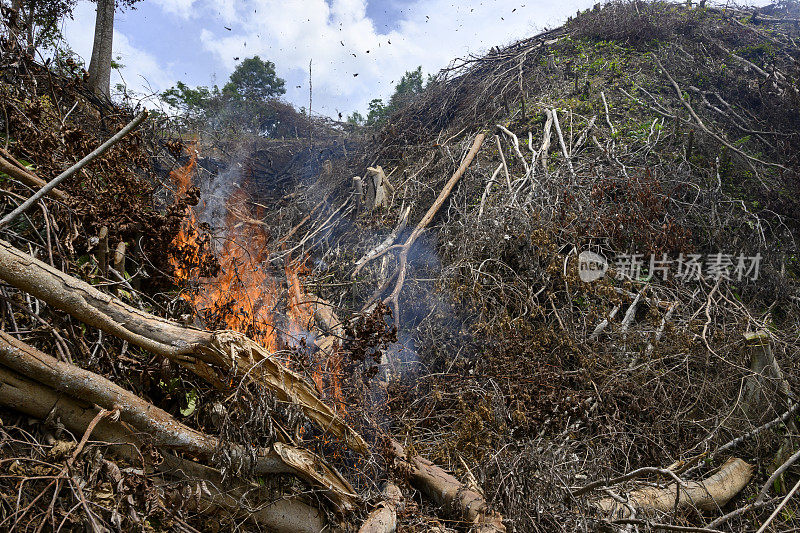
[59,0,732,117]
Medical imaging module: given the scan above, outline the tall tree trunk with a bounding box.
[87,0,115,99]
[7,0,21,49]
[24,4,35,57]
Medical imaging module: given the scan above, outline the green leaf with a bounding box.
[181,389,198,417]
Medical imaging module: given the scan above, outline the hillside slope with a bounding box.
[1,2,800,532]
[330,2,800,531]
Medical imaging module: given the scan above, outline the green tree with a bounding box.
[161,57,290,137]
[161,82,217,118]
[366,98,387,126]
[222,56,286,101]
[387,66,424,109]
[346,111,365,126]
[6,0,78,55]
[361,67,427,127]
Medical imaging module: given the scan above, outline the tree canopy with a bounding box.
[161,57,290,136]
[350,66,428,127]
[222,56,286,101]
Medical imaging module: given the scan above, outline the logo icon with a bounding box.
[578,251,608,282]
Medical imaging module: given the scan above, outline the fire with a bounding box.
[168,151,348,416]
[169,151,278,352]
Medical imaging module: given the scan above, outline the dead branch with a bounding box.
[590,305,620,340]
[609,518,725,533]
[755,477,800,533]
[572,466,685,497]
[0,151,69,201]
[551,109,575,177]
[572,115,597,154]
[381,133,486,324]
[539,109,554,170]
[0,331,357,509]
[352,205,411,279]
[717,403,800,454]
[619,287,644,334]
[595,458,754,517]
[0,111,147,229]
[478,163,504,218]
[645,301,679,356]
[497,124,530,176]
[390,440,505,532]
[0,238,368,454]
[757,447,800,503]
[494,134,511,191]
[654,56,786,174]
[0,364,328,532]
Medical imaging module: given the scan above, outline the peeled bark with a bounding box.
[359,483,401,533]
[595,458,754,517]
[87,0,115,99]
[358,505,396,533]
[364,166,393,210]
[0,331,357,510]
[0,239,368,454]
[0,365,327,533]
[390,440,505,532]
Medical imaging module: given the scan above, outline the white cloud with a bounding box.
[152,0,198,19]
[197,0,595,116]
[62,0,598,116]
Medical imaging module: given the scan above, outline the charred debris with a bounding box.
[1,1,800,532]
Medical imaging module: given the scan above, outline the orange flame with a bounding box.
[169,152,347,415]
[169,152,278,351]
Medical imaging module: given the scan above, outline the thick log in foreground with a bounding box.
[0,238,367,454]
[358,482,401,533]
[596,458,754,518]
[0,364,327,533]
[0,331,357,510]
[390,440,506,532]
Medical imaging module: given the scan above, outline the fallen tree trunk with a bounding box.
[0,331,357,510]
[0,238,367,454]
[390,440,506,532]
[0,364,328,533]
[358,482,401,533]
[595,458,754,517]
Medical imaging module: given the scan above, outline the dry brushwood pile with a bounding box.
[1,1,800,532]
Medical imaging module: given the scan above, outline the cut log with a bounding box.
[0,331,357,510]
[364,166,393,211]
[0,238,368,454]
[390,440,505,532]
[595,458,754,517]
[0,364,327,533]
[359,482,401,533]
[168,454,329,533]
